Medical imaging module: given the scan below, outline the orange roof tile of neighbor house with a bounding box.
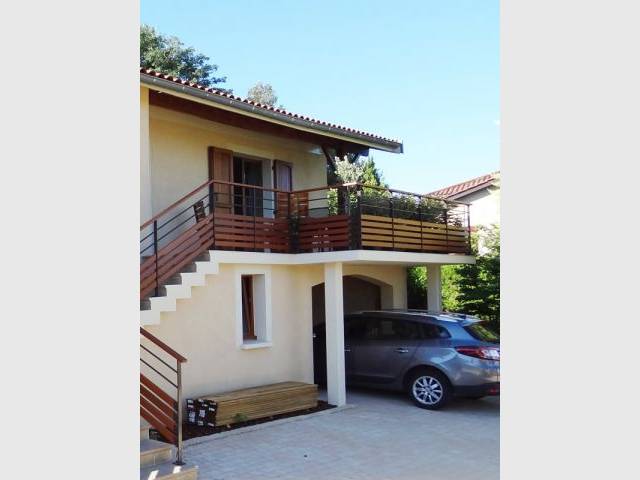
[429,171,500,199]
[140,68,403,153]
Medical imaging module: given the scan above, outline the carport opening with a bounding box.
[312,275,383,386]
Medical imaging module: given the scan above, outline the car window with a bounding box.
[464,322,499,343]
[363,318,423,340]
[345,316,367,341]
[421,323,451,339]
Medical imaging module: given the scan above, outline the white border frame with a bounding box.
[234,265,273,349]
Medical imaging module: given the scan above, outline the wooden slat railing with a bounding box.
[141,180,471,299]
[140,327,187,465]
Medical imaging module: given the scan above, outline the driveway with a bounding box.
[186,388,499,480]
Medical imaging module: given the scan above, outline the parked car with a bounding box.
[313,310,500,409]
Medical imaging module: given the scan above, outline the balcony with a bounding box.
[140,180,471,298]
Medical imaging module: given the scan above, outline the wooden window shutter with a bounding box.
[208,147,233,214]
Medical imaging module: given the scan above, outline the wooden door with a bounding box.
[208,147,233,214]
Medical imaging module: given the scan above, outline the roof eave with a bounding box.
[141,73,403,154]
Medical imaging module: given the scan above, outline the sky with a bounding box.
[141,0,499,194]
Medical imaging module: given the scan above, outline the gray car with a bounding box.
[313,310,500,409]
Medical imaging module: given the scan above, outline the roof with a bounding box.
[140,68,403,153]
[429,172,499,200]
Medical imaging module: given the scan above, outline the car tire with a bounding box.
[408,369,452,410]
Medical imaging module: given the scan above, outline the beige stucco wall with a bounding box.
[140,87,152,222]
[147,101,327,219]
[144,262,407,400]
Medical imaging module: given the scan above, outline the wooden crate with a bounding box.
[199,382,318,425]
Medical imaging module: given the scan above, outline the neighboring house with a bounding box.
[430,172,500,253]
[139,68,475,460]
[429,172,500,228]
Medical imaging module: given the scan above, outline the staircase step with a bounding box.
[140,438,173,468]
[140,421,150,440]
[140,461,198,480]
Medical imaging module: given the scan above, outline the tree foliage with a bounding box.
[247,82,282,107]
[140,25,229,90]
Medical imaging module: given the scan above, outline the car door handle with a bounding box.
[344,347,351,352]
[396,348,409,354]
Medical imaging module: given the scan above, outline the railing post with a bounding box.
[418,200,423,252]
[287,191,298,253]
[153,220,159,297]
[466,204,472,254]
[253,188,257,252]
[444,207,449,252]
[175,360,184,465]
[389,196,395,250]
[210,181,216,251]
[353,185,363,250]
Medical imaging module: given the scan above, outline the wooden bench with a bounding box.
[199,382,318,425]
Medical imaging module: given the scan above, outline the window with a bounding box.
[464,322,499,343]
[241,275,256,340]
[235,269,272,348]
[345,316,367,341]
[421,323,451,339]
[363,318,424,341]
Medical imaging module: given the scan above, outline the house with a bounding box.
[139,68,476,464]
[429,171,500,228]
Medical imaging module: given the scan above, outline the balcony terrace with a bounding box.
[140,180,471,299]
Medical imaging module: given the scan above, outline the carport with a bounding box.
[313,260,453,407]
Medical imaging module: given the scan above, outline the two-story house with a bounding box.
[139,68,475,464]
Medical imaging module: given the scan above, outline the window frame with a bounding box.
[234,267,272,349]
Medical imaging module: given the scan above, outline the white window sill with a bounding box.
[240,341,272,350]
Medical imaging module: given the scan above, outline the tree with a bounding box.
[407,225,501,331]
[247,82,281,107]
[140,25,229,90]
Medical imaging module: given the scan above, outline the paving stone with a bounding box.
[186,388,499,480]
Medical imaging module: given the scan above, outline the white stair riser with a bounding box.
[140,260,219,326]
[140,446,173,468]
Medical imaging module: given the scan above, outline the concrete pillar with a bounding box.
[324,262,347,406]
[426,264,442,311]
[140,86,153,223]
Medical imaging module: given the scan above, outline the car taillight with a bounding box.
[455,346,500,361]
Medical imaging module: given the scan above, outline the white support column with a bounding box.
[426,264,442,311]
[324,262,347,406]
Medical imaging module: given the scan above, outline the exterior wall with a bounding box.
[140,87,152,222]
[147,103,327,218]
[144,262,407,400]
[461,184,500,228]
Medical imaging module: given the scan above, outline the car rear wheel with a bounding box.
[408,370,451,410]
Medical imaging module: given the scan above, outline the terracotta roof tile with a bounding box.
[140,68,401,145]
[429,172,499,199]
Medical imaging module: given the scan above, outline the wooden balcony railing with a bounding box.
[140,180,471,299]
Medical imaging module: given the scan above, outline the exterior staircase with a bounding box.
[141,252,219,325]
[140,421,197,480]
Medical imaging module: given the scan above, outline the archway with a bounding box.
[312,275,391,386]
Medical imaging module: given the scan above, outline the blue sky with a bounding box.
[141,0,499,193]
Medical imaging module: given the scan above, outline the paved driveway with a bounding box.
[187,388,499,480]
